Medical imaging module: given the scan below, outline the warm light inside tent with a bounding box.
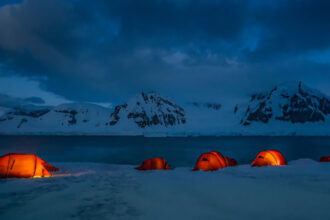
[193,151,237,171]
[136,158,171,170]
[0,153,58,178]
[251,150,287,167]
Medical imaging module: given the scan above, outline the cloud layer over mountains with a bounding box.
[0,0,329,104]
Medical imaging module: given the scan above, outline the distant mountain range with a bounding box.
[0,82,330,136]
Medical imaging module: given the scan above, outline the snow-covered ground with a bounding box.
[1,159,330,220]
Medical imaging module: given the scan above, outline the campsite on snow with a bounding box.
[1,136,330,219]
[1,0,330,219]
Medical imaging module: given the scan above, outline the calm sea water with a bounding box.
[0,136,330,167]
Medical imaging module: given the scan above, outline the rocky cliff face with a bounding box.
[109,92,186,128]
[241,82,330,126]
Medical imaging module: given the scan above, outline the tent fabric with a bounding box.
[251,150,287,167]
[136,158,171,170]
[320,156,330,162]
[224,156,238,167]
[193,151,237,171]
[0,153,59,178]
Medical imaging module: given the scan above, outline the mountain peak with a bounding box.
[109,93,186,128]
[241,81,330,125]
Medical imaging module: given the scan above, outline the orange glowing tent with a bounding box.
[136,158,171,170]
[0,153,59,178]
[320,156,330,162]
[193,151,237,171]
[251,150,287,167]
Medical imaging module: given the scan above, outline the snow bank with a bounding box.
[1,160,330,219]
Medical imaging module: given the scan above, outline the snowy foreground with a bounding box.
[1,160,330,220]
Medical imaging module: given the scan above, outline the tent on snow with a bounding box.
[0,153,59,178]
[251,150,287,167]
[320,156,330,162]
[136,158,171,170]
[193,151,238,171]
[224,156,238,167]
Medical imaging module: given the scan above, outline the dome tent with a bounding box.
[136,158,171,170]
[320,156,330,162]
[0,153,59,178]
[251,150,287,167]
[193,151,237,171]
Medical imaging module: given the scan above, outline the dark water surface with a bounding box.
[0,136,330,167]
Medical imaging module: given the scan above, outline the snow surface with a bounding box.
[1,159,330,219]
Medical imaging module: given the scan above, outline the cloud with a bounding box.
[0,93,47,109]
[246,0,330,62]
[0,75,69,105]
[0,0,329,104]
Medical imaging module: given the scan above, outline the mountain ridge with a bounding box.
[0,82,330,136]
[241,81,330,125]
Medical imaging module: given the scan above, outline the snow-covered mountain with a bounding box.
[241,82,330,125]
[0,93,187,135]
[0,82,330,136]
[108,92,186,128]
[0,103,112,134]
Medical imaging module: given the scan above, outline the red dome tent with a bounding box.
[251,150,287,167]
[193,151,237,171]
[319,156,330,162]
[0,153,59,178]
[136,158,171,170]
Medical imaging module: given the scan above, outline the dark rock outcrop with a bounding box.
[190,102,222,110]
[109,104,128,126]
[0,108,50,123]
[55,109,78,125]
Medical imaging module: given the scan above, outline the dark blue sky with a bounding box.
[0,0,329,105]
